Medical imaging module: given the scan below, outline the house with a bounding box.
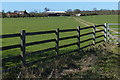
[17,10,28,15]
[6,13,18,18]
[45,11,66,16]
[6,10,29,18]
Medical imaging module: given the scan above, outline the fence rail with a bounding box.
[107,23,120,44]
[1,24,106,72]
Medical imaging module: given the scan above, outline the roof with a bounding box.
[46,11,66,13]
[6,13,18,15]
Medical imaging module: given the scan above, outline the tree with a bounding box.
[33,10,38,13]
[93,8,97,11]
[14,10,19,13]
[7,11,11,13]
[73,9,81,14]
[66,9,72,12]
[2,10,6,18]
[2,10,5,13]
[44,7,50,12]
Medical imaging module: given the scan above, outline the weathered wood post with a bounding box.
[55,28,60,78]
[104,23,107,42]
[77,26,80,53]
[55,28,59,55]
[20,30,26,67]
[93,25,96,45]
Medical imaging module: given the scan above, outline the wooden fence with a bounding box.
[106,23,120,44]
[0,24,107,72]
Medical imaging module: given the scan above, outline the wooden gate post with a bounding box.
[77,26,80,53]
[93,25,96,45]
[104,23,107,42]
[55,28,59,55]
[20,30,26,67]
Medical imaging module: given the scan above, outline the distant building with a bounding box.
[17,10,28,15]
[45,11,66,16]
[76,13,81,16]
[6,10,29,18]
[6,13,18,18]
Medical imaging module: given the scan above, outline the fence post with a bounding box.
[104,23,107,42]
[107,23,110,42]
[93,25,96,45]
[55,28,59,55]
[77,26,80,53]
[20,30,26,67]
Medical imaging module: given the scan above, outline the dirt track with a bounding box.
[73,17,120,43]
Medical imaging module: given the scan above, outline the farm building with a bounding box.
[6,10,29,18]
[76,13,81,16]
[45,11,66,16]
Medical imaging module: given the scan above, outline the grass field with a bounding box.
[1,15,118,68]
[79,15,118,24]
[2,15,118,55]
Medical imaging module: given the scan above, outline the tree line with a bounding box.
[1,8,120,18]
[66,9,119,16]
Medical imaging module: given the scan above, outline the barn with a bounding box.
[45,11,66,16]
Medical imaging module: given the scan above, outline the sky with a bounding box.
[1,0,120,2]
[2,2,119,12]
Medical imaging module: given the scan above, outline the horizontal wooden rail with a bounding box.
[59,35,77,41]
[80,43,93,49]
[27,49,78,66]
[0,33,20,38]
[59,42,77,49]
[80,32,93,37]
[3,64,21,73]
[108,23,120,25]
[26,30,56,36]
[2,55,21,62]
[80,26,93,30]
[96,40,104,44]
[26,47,56,57]
[2,24,106,72]
[2,46,56,61]
[95,24,105,27]
[109,34,120,40]
[80,38,93,43]
[96,30,104,33]
[0,44,21,51]
[26,39,56,46]
[95,35,104,39]
[59,29,77,32]
[109,31,120,34]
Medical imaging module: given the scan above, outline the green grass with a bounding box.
[3,43,120,79]
[79,15,119,41]
[2,17,88,58]
[2,15,118,69]
[79,15,118,24]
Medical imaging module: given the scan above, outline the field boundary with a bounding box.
[73,17,120,44]
[106,23,120,44]
[1,24,108,72]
